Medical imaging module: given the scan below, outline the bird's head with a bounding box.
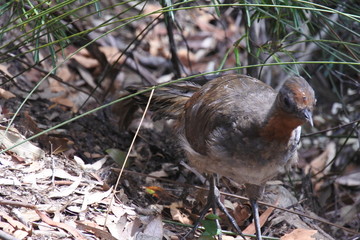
[277,77,316,126]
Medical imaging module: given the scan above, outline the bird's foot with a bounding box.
[250,198,263,240]
[216,196,246,239]
[181,196,218,239]
[181,175,245,240]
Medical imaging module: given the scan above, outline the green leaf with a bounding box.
[106,148,128,167]
[205,213,221,220]
[199,214,221,238]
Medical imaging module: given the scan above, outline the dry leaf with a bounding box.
[0,127,45,161]
[50,94,75,108]
[243,203,275,235]
[0,221,14,233]
[222,236,237,240]
[20,209,41,222]
[0,64,13,77]
[36,209,87,240]
[0,177,21,186]
[13,229,29,239]
[336,171,360,186]
[99,46,125,64]
[76,220,117,240]
[77,66,96,88]
[84,187,113,205]
[281,228,318,240]
[0,211,30,231]
[10,153,26,163]
[305,142,335,177]
[140,215,163,239]
[49,174,82,198]
[56,65,75,83]
[72,52,99,68]
[0,88,16,99]
[32,168,79,181]
[232,202,251,226]
[73,155,107,171]
[107,214,141,239]
[22,111,70,154]
[143,3,163,18]
[111,204,136,218]
[146,169,168,183]
[169,202,192,225]
[336,205,358,226]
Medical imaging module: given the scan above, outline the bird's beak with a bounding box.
[302,109,313,127]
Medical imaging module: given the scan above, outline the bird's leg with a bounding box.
[211,175,246,240]
[181,175,223,239]
[245,183,264,240]
[210,175,222,240]
[215,192,246,239]
[182,175,246,240]
[250,198,262,240]
[181,176,215,239]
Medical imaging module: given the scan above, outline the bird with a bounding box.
[117,74,316,239]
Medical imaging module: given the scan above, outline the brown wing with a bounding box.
[183,74,277,155]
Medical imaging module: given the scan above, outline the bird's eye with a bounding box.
[283,96,290,107]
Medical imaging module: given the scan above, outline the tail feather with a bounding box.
[114,81,201,129]
[114,74,222,129]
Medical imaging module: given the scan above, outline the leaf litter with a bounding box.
[0,1,358,240]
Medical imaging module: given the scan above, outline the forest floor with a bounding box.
[0,2,359,240]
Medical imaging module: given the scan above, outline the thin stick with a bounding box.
[104,87,155,228]
[302,118,360,137]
